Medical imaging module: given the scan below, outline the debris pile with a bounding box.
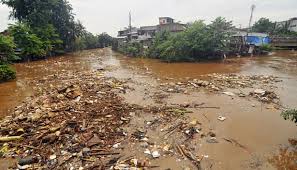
[204,74,280,89]
[0,70,143,169]
[249,89,279,103]
[0,70,207,169]
[158,73,281,104]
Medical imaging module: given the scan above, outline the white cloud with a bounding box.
[1,0,297,36]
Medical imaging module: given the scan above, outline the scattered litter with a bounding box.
[152,151,161,158]
[207,137,219,143]
[218,116,227,121]
[144,149,151,155]
[113,143,121,149]
[223,92,235,96]
[49,154,57,160]
[254,89,266,95]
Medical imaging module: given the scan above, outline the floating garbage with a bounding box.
[218,116,227,121]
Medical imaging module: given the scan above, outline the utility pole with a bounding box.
[128,11,132,41]
[248,4,256,35]
[247,4,256,56]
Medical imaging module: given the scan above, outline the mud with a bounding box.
[0,48,296,169]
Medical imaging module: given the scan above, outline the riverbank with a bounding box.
[0,48,296,169]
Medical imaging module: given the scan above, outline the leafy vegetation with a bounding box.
[0,35,16,81]
[118,42,143,57]
[74,33,113,51]
[146,17,234,62]
[1,0,111,56]
[0,0,112,82]
[281,109,297,124]
[259,44,273,52]
[252,17,297,37]
[274,27,297,37]
[252,18,275,33]
[0,64,16,82]
[1,0,83,52]
[0,34,17,63]
[8,23,46,60]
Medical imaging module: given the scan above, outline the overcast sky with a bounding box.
[1,0,296,36]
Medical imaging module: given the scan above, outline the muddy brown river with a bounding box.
[0,48,296,169]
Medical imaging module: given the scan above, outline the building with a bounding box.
[117,27,139,40]
[117,27,139,46]
[157,22,186,33]
[157,17,186,33]
[116,17,186,46]
[276,18,297,32]
[159,17,174,25]
[138,26,157,38]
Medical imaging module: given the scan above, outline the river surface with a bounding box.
[0,48,296,169]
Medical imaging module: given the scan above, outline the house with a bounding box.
[138,26,157,38]
[159,17,174,25]
[137,26,157,47]
[116,16,187,48]
[157,23,186,33]
[117,27,139,46]
[117,27,139,40]
[117,17,186,42]
[276,18,297,32]
[157,17,186,33]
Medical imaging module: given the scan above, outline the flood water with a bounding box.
[0,48,296,169]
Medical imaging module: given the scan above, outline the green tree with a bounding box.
[9,23,45,60]
[98,33,113,48]
[0,64,16,82]
[145,17,234,62]
[119,42,143,57]
[0,35,16,81]
[252,18,275,33]
[147,30,171,59]
[1,0,84,52]
[33,24,63,55]
[207,17,234,53]
[0,34,17,63]
[82,32,99,49]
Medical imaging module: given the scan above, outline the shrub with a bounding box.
[259,44,273,52]
[9,23,46,59]
[0,34,18,63]
[146,17,234,62]
[281,109,297,124]
[0,64,16,82]
[119,42,143,57]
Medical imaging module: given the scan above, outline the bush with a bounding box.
[119,42,143,57]
[146,17,234,62]
[281,109,297,124]
[0,34,18,63]
[9,23,46,60]
[0,64,16,82]
[259,44,273,52]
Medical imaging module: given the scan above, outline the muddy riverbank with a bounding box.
[0,48,296,169]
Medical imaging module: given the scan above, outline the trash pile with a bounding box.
[249,89,279,104]
[203,73,280,89]
[0,70,145,169]
[0,69,207,169]
[158,73,281,104]
[118,110,205,170]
